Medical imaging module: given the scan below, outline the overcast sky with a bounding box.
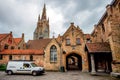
[0,0,112,42]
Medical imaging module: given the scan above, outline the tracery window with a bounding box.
[50,45,57,62]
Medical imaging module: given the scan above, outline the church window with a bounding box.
[76,38,81,45]
[9,55,12,60]
[66,39,70,46]
[50,45,57,62]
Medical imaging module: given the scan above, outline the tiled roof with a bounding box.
[0,49,44,55]
[86,42,111,53]
[27,39,51,50]
[14,38,22,44]
[0,34,9,41]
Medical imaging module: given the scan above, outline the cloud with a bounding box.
[0,0,112,42]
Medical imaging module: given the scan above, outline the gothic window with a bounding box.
[66,38,70,45]
[9,55,12,60]
[50,45,57,62]
[0,55,3,60]
[44,28,48,32]
[30,55,33,61]
[76,38,81,45]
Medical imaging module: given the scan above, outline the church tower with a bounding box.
[34,4,49,40]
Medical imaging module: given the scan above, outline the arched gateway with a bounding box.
[66,53,82,70]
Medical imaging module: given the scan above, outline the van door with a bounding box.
[16,63,32,74]
[22,63,32,74]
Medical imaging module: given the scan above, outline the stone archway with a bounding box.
[66,53,82,71]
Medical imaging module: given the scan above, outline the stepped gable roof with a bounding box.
[27,38,52,50]
[0,33,9,41]
[86,42,111,53]
[0,49,44,55]
[14,38,22,44]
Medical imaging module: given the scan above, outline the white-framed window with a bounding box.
[66,38,70,45]
[50,45,57,62]
[76,38,81,45]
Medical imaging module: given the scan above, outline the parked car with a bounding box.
[5,60,45,76]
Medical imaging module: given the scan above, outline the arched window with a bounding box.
[50,45,57,62]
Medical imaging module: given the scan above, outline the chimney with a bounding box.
[10,31,12,34]
[71,22,74,26]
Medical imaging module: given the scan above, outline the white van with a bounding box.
[5,60,45,76]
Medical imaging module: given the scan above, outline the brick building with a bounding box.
[0,0,120,76]
[89,0,120,75]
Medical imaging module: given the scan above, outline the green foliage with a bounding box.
[0,64,6,71]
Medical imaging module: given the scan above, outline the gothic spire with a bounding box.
[41,3,47,20]
[38,14,40,21]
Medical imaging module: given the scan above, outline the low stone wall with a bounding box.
[112,62,120,73]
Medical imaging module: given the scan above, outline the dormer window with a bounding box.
[76,38,81,45]
[4,44,9,49]
[66,38,70,46]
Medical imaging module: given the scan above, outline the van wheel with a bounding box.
[7,70,13,75]
[32,71,37,76]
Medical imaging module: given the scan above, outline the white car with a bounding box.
[5,60,45,76]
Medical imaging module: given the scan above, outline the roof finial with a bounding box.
[52,32,55,38]
[38,14,40,21]
[41,3,46,20]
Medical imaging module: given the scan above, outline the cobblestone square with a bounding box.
[0,71,119,80]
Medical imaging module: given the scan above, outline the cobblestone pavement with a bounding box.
[0,71,119,80]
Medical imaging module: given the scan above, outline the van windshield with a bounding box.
[31,63,38,67]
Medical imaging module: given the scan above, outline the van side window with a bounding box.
[23,63,30,68]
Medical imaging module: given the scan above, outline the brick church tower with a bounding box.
[33,4,49,40]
